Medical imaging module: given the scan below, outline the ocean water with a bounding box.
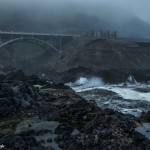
[66,76,150,116]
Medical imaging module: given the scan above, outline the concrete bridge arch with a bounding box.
[0,37,62,55]
[0,37,62,73]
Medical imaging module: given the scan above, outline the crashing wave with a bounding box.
[123,75,137,86]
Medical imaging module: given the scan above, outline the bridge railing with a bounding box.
[85,30,117,39]
[0,31,80,37]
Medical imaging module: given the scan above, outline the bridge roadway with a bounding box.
[0,31,80,53]
[0,31,80,38]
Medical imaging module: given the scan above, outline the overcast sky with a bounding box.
[0,0,150,38]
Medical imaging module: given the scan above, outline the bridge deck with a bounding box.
[0,31,79,37]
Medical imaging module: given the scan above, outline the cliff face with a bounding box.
[1,37,150,83]
[54,37,150,72]
[47,37,150,83]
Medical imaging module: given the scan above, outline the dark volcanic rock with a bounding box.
[0,70,150,150]
[0,98,18,117]
[0,71,41,118]
[55,123,74,134]
[140,111,150,123]
[0,135,46,150]
[47,138,52,143]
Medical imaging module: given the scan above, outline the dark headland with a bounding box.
[1,36,150,83]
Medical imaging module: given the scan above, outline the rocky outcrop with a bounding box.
[140,111,150,123]
[0,71,150,149]
[59,38,150,71]
[49,37,150,83]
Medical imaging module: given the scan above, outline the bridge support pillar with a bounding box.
[59,36,62,51]
[0,35,2,46]
[50,37,53,46]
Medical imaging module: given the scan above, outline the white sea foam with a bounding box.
[67,76,150,116]
[121,108,143,116]
[74,86,150,102]
[108,87,150,101]
[69,76,150,102]
[74,77,88,85]
[66,76,104,88]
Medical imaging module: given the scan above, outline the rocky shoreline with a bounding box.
[0,70,150,150]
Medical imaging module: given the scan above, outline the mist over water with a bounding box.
[0,0,150,38]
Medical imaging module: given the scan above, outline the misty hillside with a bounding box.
[118,17,150,38]
[53,37,150,72]
[1,36,150,72]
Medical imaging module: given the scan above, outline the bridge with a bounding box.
[0,31,79,54]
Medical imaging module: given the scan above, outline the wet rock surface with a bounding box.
[136,123,150,141]
[0,71,150,149]
[140,111,150,123]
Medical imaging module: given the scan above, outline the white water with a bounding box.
[67,76,150,101]
[107,87,150,101]
[74,86,150,102]
[66,76,150,116]
[69,77,104,88]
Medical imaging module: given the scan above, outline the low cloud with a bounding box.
[0,0,150,38]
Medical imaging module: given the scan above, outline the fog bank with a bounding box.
[0,0,150,38]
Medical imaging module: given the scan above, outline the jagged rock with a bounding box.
[0,98,18,117]
[140,111,150,123]
[47,138,52,143]
[0,70,150,150]
[55,123,74,134]
[0,135,46,150]
[0,71,45,118]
